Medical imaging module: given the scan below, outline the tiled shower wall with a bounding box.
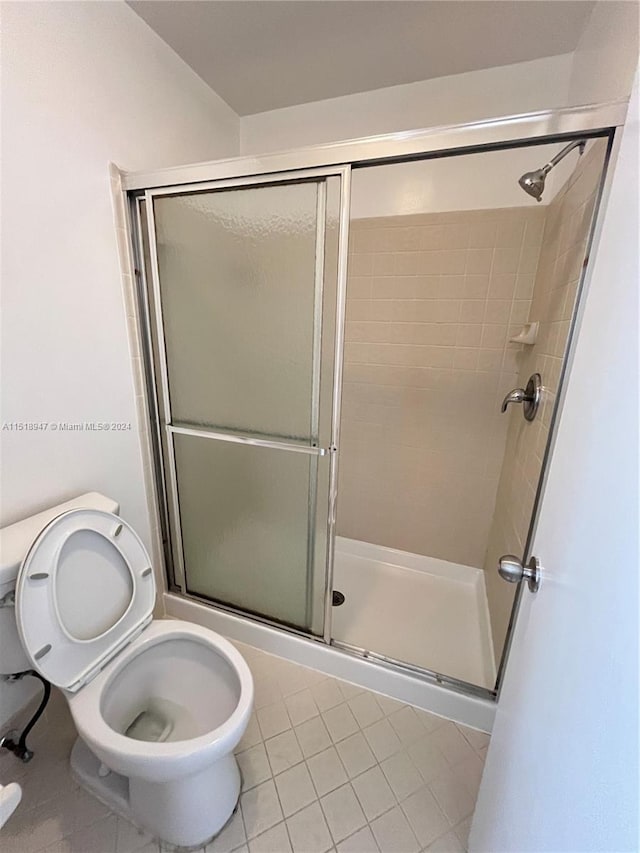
[482,139,608,657]
[337,206,546,568]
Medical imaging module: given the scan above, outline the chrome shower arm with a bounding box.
[545,139,587,171]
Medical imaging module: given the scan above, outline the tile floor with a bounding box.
[0,637,488,853]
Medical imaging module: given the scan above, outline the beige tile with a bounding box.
[484,300,512,324]
[495,219,525,248]
[465,249,493,275]
[481,324,508,348]
[440,250,467,275]
[468,220,497,248]
[455,324,482,348]
[464,274,490,299]
[371,253,395,276]
[348,253,373,277]
[459,300,485,324]
[492,247,520,275]
[395,253,424,276]
[346,276,371,299]
[441,223,470,249]
[488,272,517,299]
[420,225,444,250]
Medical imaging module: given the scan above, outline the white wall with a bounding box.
[240,54,573,154]
[349,143,581,219]
[471,72,639,852]
[568,0,639,105]
[0,0,239,725]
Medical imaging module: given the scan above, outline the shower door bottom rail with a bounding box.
[331,639,496,700]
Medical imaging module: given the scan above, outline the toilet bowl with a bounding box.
[3,498,253,848]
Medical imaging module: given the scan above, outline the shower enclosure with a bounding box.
[126,101,623,703]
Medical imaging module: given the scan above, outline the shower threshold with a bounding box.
[331,537,496,689]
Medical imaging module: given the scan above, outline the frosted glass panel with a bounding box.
[173,433,325,631]
[154,182,319,441]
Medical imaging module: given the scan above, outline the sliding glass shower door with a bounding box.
[142,172,345,635]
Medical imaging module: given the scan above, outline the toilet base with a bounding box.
[70,737,241,849]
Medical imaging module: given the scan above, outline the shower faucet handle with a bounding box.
[500,373,542,421]
[501,388,527,411]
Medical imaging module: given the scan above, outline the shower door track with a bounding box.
[127,98,627,706]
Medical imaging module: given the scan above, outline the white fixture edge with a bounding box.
[164,592,495,733]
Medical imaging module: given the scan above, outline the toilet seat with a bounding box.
[16,509,155,691]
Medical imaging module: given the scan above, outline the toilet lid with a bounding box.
[16,509,155,691]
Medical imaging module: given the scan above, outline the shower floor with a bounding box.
[331,537,496,689]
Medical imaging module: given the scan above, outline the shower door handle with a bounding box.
[500,373,542,421]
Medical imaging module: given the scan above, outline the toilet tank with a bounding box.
[0,492,119,675]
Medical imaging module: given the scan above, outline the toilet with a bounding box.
[0,493,254,849]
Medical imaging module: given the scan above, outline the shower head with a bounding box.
[518,167,549,202]
[518,139,587,202]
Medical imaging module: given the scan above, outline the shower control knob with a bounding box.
[498,554,541,593]
[500,373,542,421]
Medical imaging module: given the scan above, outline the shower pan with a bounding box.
[125,100,623,717]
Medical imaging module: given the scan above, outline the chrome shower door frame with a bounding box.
[127,99,628,701]
[133,166,351,643]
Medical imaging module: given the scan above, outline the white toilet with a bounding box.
[0,493,254,848]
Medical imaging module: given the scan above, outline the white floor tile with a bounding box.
[370,806,420,853]
[265,730,303,776]
[337,682,365,701]
[253,678,283,711]
[406,735,449,784]
[362,720,402,762]
[401,787,450,847]
[336,733,377,779]
[323,704,360,743]
[351,766,396,821]
[431,725,476,768]
[257,702,292,740]
[347,693,384,729]
[380,751,424,802]
[450,753,485,800]
[453,815,473,849]
[320,784,367,844]
[374,695,406,717]
[115,817,152,853]
[311,679,345,712]
[415,710,448,735]
[285,689,320,727]
[307,747,348,797]
[238,744,273,791]
[336,826,380,853]
[69,813,119,853]
[40,837,75,853]
[456,725,490,754]
[295,717,332,758]
[387,707,425,746]
[236,715,263,753]
[248,821,292,853]
[425,830,466,852]
[206,807,246,853]
[286,802,333,853]
[274,763,317,818]
[428,768,476,826]
[241,780,284,839]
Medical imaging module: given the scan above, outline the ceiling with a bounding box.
[128,1,595,116]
